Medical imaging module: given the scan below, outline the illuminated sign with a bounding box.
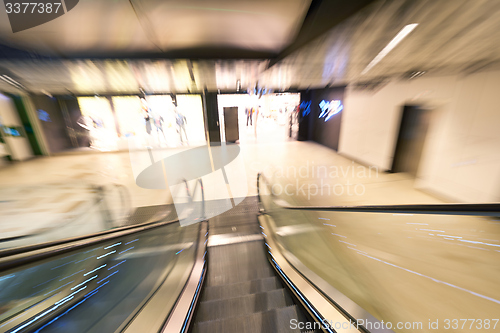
[300,101,311,117]
[319,100,343,121]
[37,109,51,122]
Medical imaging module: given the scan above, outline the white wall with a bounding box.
[339,70,500,203]
[0,94,33,161]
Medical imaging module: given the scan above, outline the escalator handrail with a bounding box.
[0,207,171,260]
[0,183,131,247]
[257,173,500,216]
[0,177,206,263]
[0,217,182,272]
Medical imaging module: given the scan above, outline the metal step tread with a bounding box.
[207,242,269,265]
[201,276,283,301]
[196,289,294,322]
[205,265,276,286]
[192,305,303,333]
[209,224,261,237]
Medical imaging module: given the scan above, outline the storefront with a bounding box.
[62,94,208,152]
[217,92,300,144]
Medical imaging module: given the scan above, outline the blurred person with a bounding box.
[174,106,188,144]
[141,98,152,136]
[254,105,260,138]
[246,107,253,126]
[76,115,93,147]
[153,112,167,144]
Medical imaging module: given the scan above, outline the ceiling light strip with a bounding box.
[361,23,418,75]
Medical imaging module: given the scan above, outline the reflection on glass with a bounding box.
[259,176,500,333]
[0,222,199,332]
[77,97,118,152]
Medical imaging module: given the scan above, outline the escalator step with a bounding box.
[210,214,259,227]
[192,305,303,333]
[207,260,271,275]
[209,223,261,237]
[196,289,294,322]
[208,240,268,257]
[205,265,275,286]
[207,243,269,268]
[201,276,282,301]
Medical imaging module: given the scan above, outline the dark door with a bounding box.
[31,94,75,153]
[224,107,239,143]
[392,105,431,176]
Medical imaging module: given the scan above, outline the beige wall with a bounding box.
[339,70,500,203]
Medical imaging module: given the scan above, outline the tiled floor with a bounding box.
[0,140,445,244]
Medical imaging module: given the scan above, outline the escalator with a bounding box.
[191,196,317,333]
[0,205,207,333]
[0,195,317,333]
[1,174,499,333]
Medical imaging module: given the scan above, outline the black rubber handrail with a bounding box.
[257,173,500,216]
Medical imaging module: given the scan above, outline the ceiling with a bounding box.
[1,0,500,94]
[260,0,500,89]
[0,59,269,94]
[0,0,312,58]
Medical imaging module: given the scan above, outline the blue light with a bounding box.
[84,264,106,276]
[96,250,116,259]
[318,100,343,121]
[56,286,86,305]
[125,239,139,245]
[37,109,51,122]
[0,274,15,282]
[108,260,126,270]
[118,246,134,255]
[44,280,75,296]
[70,275,98,290]
[300,101,311,117]
[104,242,121,249]
[96,270,119,284]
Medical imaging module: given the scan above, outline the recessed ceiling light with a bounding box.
[361,23,418,75]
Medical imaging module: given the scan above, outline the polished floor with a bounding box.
[0,140,444,243]
[0,138,443,209]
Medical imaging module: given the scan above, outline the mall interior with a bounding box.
[0,0,499,332]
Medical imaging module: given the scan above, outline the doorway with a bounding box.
[391,105,431,176]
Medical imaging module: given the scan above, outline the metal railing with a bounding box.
[257,172,500,216]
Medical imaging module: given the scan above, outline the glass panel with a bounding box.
[260,176,500,332]
[0,183,131,250]
[0,222,199,333]
[77,97,118,152]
